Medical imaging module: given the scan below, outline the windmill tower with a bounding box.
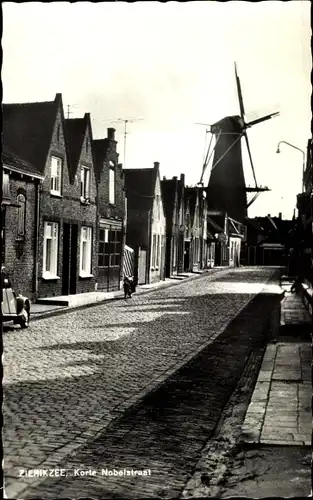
[200,63,279,223]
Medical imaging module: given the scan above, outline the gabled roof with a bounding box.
[93,139,107,182]
[245,217,265,233]
[161,178,178,223]
[2,94,61,173]
[93,129,118,183]
[124,165,158,211]
[2,145,44,180]
[64,113,93,182]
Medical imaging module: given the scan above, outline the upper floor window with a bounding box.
[16,193,26,240]
[50,156,62,195]
[109,162,115,205]
[81,166,90,201]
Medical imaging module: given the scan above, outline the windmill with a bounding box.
[197,63,279,223]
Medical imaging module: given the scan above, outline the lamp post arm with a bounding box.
[277,141,305,192]
[277,141,305,160]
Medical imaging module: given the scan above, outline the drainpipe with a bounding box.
[33,180,42,299]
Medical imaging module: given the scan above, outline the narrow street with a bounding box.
[3,267,282,498]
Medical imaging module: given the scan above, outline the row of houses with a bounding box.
[1,92,297,302]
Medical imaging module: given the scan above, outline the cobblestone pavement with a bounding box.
[3,267,280,498]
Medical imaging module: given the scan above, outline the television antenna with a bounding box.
[92,116,144,167]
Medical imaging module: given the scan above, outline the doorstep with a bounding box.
[34,290,123,308]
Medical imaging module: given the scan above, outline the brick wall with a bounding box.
[3,175,38,300]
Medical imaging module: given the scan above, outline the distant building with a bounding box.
[243,213,294,266]
[161,174,185,277]
[93,128,125,291]
[124,162,166,284]
[207,211,245,267]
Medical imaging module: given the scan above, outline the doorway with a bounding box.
[70,224,78,295]
[62,223,70,295]
[184,241,190,271]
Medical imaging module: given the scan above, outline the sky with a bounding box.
[2,1,311,219]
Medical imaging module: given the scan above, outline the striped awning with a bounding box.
[123,245,135,278]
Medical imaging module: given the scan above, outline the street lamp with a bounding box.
[276,141,305,193]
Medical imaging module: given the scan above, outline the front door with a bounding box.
[70,224,78,295]
[184,241,190,271]
[62,223,70,295]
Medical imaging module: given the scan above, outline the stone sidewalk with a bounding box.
[241,287,311,446]
[241,343,311,446]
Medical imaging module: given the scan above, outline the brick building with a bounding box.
[93,128,125,291]
[124,162,166,284]
[2,148,44,299]
[3,93,97,299]
[161,174,185,277]
[63,113,98,295]
[184,186,206,272]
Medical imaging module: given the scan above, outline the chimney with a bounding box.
[107,128,115,140]
[267,214,271,218]
[163,176,166,181]
[154,162,160,169]
[173,176,178,181]
[278,212,282,219]
[180,173,185,185]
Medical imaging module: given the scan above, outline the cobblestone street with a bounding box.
[3,267,281,498]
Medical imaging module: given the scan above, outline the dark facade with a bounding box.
[295,137,313,286]
[3,94,98,299]
[62,113,98,295]
[124,163,166,284]
[161,174,185,277]
[93,128,125,291]
[242,214,294,266]
[2,150,44,299]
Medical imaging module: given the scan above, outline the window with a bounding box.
[151,234,157,268]
[43,222,59,278]
[50,156,62,195]
[109,164,115,205]
[80,226,92,276]
[81,166,90,201]
[16,193,26,239]
[98,228,121,268]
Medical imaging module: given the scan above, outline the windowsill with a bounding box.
[79,272,94,279]
[50,192,63,198]
[42,273,60,281]
[80,197,91,205]
[15,236,25,242]
[109,203,116,207]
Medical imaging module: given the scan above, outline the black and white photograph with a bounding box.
[1,1,312,498]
